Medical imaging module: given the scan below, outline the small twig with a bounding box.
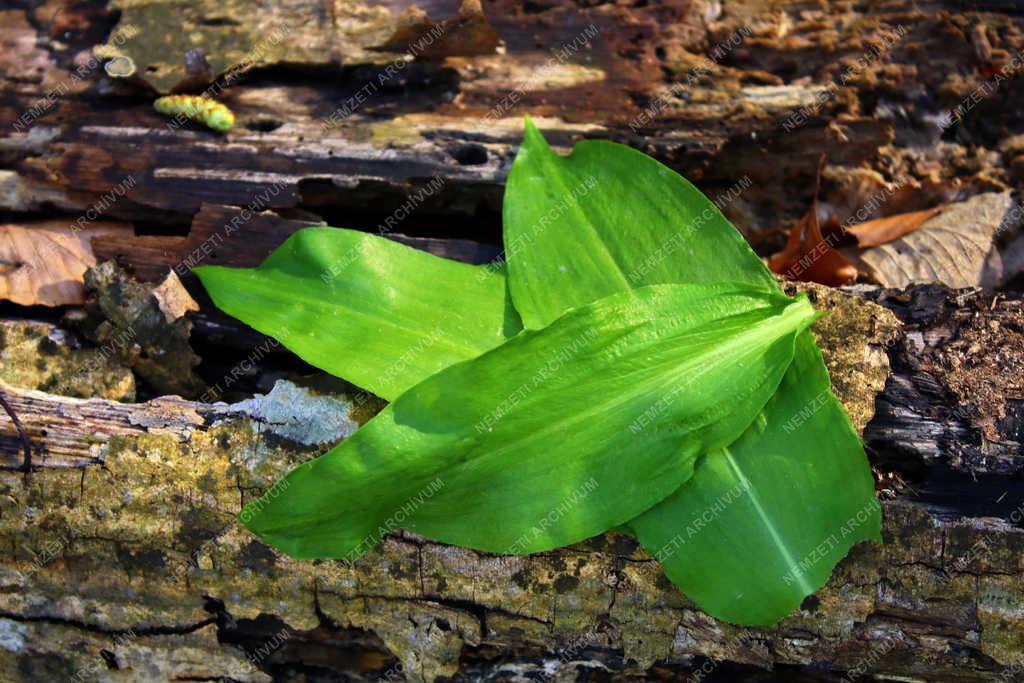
[0,389,32,476]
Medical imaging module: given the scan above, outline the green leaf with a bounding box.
[502,119,879,624]
[194,227,521,402]
[240,283,818,559]
[630,332,881,625]
[504,118,777,330]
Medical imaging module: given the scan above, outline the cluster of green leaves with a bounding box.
[196,119,880,626]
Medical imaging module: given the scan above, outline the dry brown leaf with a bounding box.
[0,220,133,306]
[768,157,857,287]
[768,209,858,286]
[152,269,199,323]
[858,192,1013,289]
[846,207,943,248]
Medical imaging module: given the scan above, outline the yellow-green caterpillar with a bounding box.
[154,95,235,133]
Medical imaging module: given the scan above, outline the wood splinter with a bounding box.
[0,389,33,477]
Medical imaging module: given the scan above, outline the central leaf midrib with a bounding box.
[353,299,811,532]
[719,445,814,596]
[528,146,634,322]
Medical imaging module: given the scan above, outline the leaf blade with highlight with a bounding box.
[240,283,818,560]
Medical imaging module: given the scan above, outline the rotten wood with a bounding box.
[6,3,1022,260]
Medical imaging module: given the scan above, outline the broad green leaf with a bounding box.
[504,118,777,330]
[630,332,880,625]
[194,227,521,402]
[502,120,880,624]
[240,283,818,559]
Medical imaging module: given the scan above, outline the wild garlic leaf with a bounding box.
[630,333,881,625]
[502,120,880,624]
[239,283,818,559]
[197,123,879,626]
[194,227,521,402]
[503,118,777,330]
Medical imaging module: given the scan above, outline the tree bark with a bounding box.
[4,1,1022,256]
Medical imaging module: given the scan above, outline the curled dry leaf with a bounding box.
[845,207,943,248]
[769,156,857,287]
[768,207,857,287]
[0,220,133,307]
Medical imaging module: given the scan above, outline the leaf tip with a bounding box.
[522,115,550,153]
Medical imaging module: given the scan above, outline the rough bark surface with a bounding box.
[2,0,1024,681]
[4,1,1024,255]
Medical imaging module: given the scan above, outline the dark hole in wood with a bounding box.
[197,16,240,27]
[99,649,119,670]
[246,118,284,133]
[448,143,488,166]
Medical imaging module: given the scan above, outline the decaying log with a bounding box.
[3,0,1024,680]
[4,1,1023,259]
[0,284,1021,682]
[864,285,1024,478]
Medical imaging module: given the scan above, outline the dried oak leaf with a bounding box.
[846,207,943,248]
[0,220,133,306]
[858,192,1013,289]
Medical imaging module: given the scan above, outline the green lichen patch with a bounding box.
[786,282,901,433]
[979,575,1024,666]
[0,320,135,401]
[94,0,395,93]
[614,559,695,669]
